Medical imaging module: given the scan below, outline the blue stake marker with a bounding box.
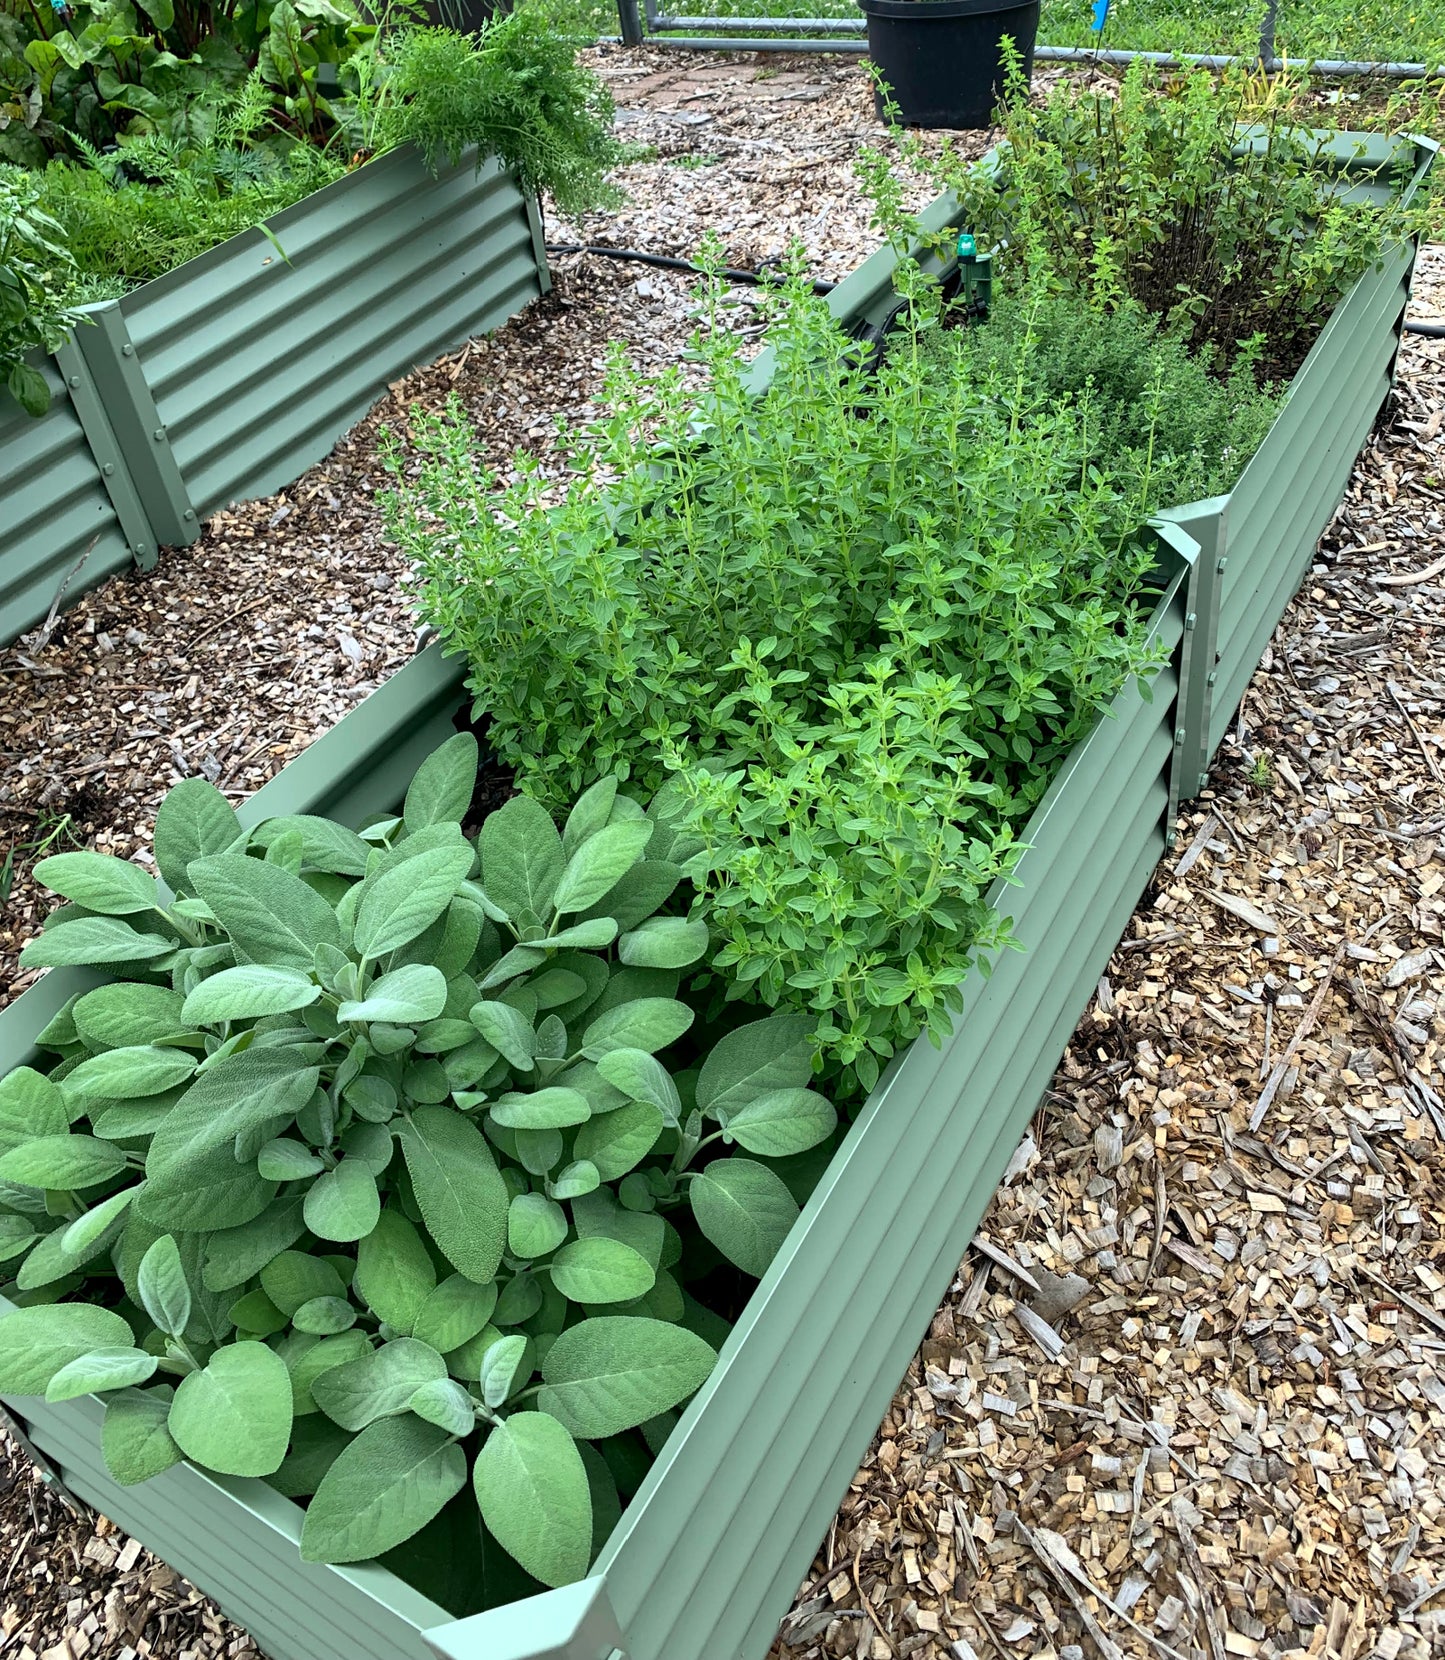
[1091,0,1110,29]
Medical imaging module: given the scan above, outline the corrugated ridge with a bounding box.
[0,358,130,645]
[15,1393,451,1660]
[118,150,540,518]
[598,581,1186,1660]
[1227,248,1406,532]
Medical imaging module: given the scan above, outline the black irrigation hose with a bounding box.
[1404,319,1445,338]
[546,242,838,295]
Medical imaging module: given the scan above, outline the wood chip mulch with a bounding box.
[768,246,1445,1660]
[0,1425,256,1660]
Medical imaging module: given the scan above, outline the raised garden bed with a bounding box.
[0,126,1433,1660]
[0,146,549,650]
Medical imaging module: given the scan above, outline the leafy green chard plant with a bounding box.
[0,735,837,1591]
[0,165,83,413]
[923,53,1433,378]
[390,244,1175,1090]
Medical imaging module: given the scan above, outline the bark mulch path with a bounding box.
[767,247,1445,1660]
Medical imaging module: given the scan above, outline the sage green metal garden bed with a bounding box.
[0,146,550,649]
[0,125,1432,1660]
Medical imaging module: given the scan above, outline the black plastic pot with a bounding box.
[856,0,1040,128]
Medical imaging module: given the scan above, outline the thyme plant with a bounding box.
[931,56,1434,377]
[391,249,1172,1090]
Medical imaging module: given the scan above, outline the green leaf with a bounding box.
[579,861,680,932]
[46,1346,157,1402]
[469,1001,535,1071]
[154,777,243,893]
[581,998,694,1060]
[690,1158,799,1277]
[546,919,620,951]
[19,916,173,968]
[571,1188,664,1269]
[353,846,474,960]
[301,1416,466,1564]
[143,1050,318,1231]
[229,1288,289,1337]
[0,1134,129,1190]
[551,820,654,916]
[0,1216,36,1263]
[562,777,618,858]
[412,1275,497,1355]
[0,1068,69,1153]
[189,853,341,970]
[311,1337,449,1432]
[696,1016,817,1116]
[573,1101,664,1182]
[182,966,321,1025]
[61,1187,136,1256]
[398,1106,507,1285]
[8,359,50,417]
[73,984,186,1053]
[404,734,479,833]
[261,1251,346,1317]
[537,1317,716,1438]
[269,1413,350,1498]
[339,964,447,1026]
[408,1377,475,1436]
[289,1330,373,1415]
[618,916,709,970]
[478,1333,529,1407]
[203,1197,307,1292]
[551,1159,600,1201]
[507,1193,567,1260]
[294,1296,358,1335]
[63,1045,197,1102]
[32,851,158,917]
[489,1088,589,1131]
[473,1412,591,1587]
[0,1303,134,1394]
[133,0,176,38]
[137,1234,192,1338]
[355,1211,436,1335]
[257,1138,324,1181]
[722,1088,837,1156]
[479,796,564,922]
[169,1343,293,1477]
[249,815,370,876]
[305,1160,381,1244]
[102,1387,182,1485]
[549,1238,655,1305]
[595,1049,681,1123]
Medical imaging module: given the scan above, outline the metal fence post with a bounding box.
[1158,499,1229,805]
[65,301,200,568]
[617,0,643,47]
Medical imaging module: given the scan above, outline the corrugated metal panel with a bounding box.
[0,356,131,645]
[1208,241,1412,752]
[584,565,1189,1660]
[120,147,547,520]
[8,1388,453,1660]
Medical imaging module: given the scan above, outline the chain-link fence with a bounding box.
[616,0,1445,74]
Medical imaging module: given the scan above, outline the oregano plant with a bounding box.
[0,736,838,1591]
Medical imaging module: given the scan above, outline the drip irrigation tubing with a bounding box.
[547,242,838,294]
[1404,319,1445,337]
